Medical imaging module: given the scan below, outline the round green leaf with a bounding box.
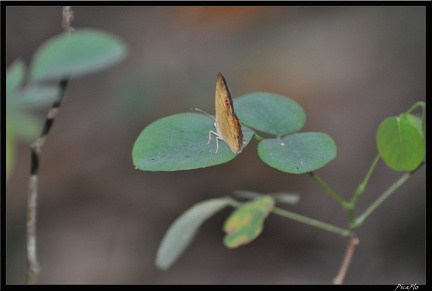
[156,197,237,270]
[132,113,255,171]
[235,92,305,136]
[258,132,337,174]
[404,114,423,137]
[377,117,425,171]
[223,196,275,248]
[30,29,127,82]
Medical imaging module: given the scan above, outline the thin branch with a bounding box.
[26,175,39,284]
[353,163,423,228]
[62,6,74,33]
[26,7,74,284]
[27,79,69,284]
[333,234,359,284]
[272,207,350,237]
[308,171,348,209]
[347,155,380,224]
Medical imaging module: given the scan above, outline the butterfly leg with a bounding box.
[208,130,220,154]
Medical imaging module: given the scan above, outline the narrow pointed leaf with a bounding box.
[234,190,299,205]
[156,197,237,270]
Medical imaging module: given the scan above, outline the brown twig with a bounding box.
[26,6,73,284]
[62,6,74,33]
[333,234,359,284]
[26,79,69,284]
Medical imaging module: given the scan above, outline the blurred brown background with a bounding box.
[6,6,425,284]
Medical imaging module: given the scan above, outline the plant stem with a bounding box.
[354,166,421,228]
[308,172,348,209]
[253,133,265,141]
[401,101,425,118]
[26,8,73,284]
[347,155,380,225]
[272,207,350,237]
[333,234,359,284]
[62,6,74,33]
[26,175,39,284]
[27,79,69,284]
[350,155,380,206]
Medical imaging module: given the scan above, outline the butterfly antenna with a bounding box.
[192,107,215,121]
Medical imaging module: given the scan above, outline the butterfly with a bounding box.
[207,72,243,154]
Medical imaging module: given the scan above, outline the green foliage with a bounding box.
[235,92,305,136]
[145,86,425,271]
[6,59,59,179]
[223,196,275,248]
[233,190,299,205]
[155,197,237,270]
[6,29,127,180]
[6,59,25,97]
[133,93,335,174]
[132,113,255,171]
[377,115,425,171]
[6,126,15,179]
[258,132,336,174]
[30,29,127,82]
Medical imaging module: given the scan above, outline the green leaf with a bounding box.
[155,197,237,270]
[8,86,59,109]
[421,108,426,139]
[7,111,41,140]
[6,126,15,180]
[132,113,255,171]
[258,132,337,174]
[6,59,25,98]
[267,192,300,205]
[377,117,425,171]
[223,196,275,248]
[235,92,306,136]
[30,29,127,82]
[234,190,300,205]
[403,114,423,137]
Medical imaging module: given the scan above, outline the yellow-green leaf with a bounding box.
[223,196,275,248]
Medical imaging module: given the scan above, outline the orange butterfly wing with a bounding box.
[214,73,243,154]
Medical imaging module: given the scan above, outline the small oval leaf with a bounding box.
[377,117,424,171]
[156,197,237,270]
[224,196,275,248]
[258,132,337,174]
[30,29,127,82]
[132,113,254,171]
[235,92,306,136]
